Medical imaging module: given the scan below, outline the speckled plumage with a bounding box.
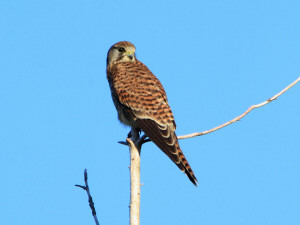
[106,41,197,185]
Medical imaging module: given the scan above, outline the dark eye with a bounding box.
[118,47,125,53]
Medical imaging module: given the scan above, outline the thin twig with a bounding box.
[75,169,100,225]
[178,77,300,140]
[118,141,129,146]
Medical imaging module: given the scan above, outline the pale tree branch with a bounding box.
[178,77,300,140]
[126,128,143,225]
[119,131,146,225]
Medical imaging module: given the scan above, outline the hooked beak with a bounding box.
[127,52,135,60]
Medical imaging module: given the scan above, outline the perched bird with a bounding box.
[106,41,197,185]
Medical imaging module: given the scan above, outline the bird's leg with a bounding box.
[123,128,142,146]
[130,128,140,142]
[128,128,141,139]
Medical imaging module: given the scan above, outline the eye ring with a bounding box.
[118,47,125,53]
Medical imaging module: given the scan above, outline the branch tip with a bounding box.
[76,169,100,225]
[75,184,87,190]
[178,77,299,140]
[118,141,129,146]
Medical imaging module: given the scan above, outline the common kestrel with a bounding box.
[106,41,197,185]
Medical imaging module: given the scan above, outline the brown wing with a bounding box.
[108,60,198,185]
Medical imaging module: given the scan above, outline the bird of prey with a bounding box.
[106,41,197,185]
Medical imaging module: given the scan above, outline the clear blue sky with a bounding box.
[1,1,299,224]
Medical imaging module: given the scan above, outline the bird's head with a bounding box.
[107,41,136,66]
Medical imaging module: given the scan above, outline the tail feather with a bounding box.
[135,118,198,186]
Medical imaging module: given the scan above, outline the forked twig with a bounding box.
[178,77,300,140]
[75,169,100,225]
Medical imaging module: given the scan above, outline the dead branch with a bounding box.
[178,77,300,140]
[126,129,146,225]
[75,169,100,225]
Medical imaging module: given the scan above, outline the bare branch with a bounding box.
[178,77,300,140]
[127,128,141,225]
[75,169,100,225]
[117,129,143,225]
